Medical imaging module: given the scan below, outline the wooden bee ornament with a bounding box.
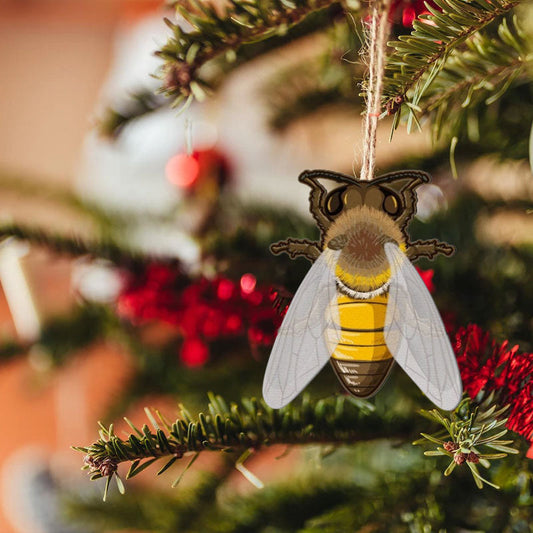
[263,169,463,411]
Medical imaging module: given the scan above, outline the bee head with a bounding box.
[322,170,429,229]
[298,169,429,294]
[299,169,428,232]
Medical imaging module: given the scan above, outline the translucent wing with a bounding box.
[263,250,341,408]
[384,243,462,411]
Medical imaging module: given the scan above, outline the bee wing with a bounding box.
[384,243,462,411]
[263,250,341,408]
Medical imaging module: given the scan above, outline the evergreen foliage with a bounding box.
[0,222,173,266]
[158,0,349,107]
[386,10,532,142]
[3,0,533,530]
[75,393,411,486]
[264,22,362,129]
[64,459,533,532]
[417,395,518,488]
[75,390,523,502]
[99,0,533,150]
[384,0,522,103]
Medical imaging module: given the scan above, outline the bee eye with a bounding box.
[383,195,400,216]
[325,187,346,216]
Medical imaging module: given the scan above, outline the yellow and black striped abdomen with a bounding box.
[330,293,394,398]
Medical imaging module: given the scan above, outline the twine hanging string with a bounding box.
[359,0,393,181]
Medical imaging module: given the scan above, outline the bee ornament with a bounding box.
[263,169,463,411]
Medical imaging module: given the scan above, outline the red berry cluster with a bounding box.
[116,264,283,368]
[454,324,533,454]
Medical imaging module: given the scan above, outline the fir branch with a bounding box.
[75,393,412,489]
[0,169,116,231]
[0,223,178,267]
[158,0,348,104]
[269,86,358,129]
[98,90,166,138]
[64,473,441,533]
[383,0,522,119]
[63,474,228,532]
[103,4,349,136]
[263,24,363,129]
[420,59,523,118]
[0,341,25,364]
[416,395,519,489]
[65,451,533,531]
[0,304,115,366]
[418,17,532,141]
[203,477,375,532]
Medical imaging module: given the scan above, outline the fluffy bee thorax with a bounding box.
[325,205,405,294]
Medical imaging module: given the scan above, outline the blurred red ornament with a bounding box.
[166,153,201,188]
[240,273,257,295]
[165,148,231,193]
[390,0,436,26]
[180,337,209,367]
[401,5,416,26]
[202,308,224,339]
[415,267,435,293]
[217,278,235,300]
[224,314,243,335]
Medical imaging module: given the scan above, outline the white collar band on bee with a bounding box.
[335,278,390,300]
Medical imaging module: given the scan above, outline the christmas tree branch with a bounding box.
[75,393,413,490]
[66,443,533,531]
[0,341,26,364]
[64,474,229,531]
[421,60,523,119]
[0,304,115,366]
[0,169,116,231]
[158,0,348,105]
[383,0,522,125]
[268,85,358,129]
[0,223,178,266]
[64,472,443,532]
[98,91,166,138]
[418,17,532,142]
[102,3,349,136]
[263,24,362,129]
[65,458,533,532]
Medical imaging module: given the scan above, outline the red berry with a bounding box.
[180,338,209,367]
